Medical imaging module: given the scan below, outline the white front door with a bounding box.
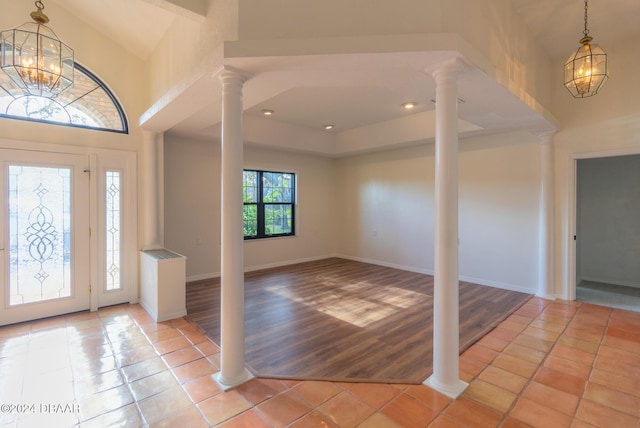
[0,149,90,325]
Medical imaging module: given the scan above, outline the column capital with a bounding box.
[427,57,470,83]
[533,130,558,142]
[217,65,252,86]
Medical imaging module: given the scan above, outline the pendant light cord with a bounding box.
[583,0,589,38]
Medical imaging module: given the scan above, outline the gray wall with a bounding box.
[577,155,640,288]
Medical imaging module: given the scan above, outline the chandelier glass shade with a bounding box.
[563,0,608,98]
[0,1,74,98]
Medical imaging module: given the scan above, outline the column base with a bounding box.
[423,375,468,399]
[534,293,556,301]
[212,369,255,391]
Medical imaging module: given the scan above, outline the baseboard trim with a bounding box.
[334,254,535,294]
[186,255,336,283]
[579,276,640,289]
[244,254,335,273]
[186,254,536,295]
[334,254,434,276]
[187,272,220,283]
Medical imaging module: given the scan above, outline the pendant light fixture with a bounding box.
[0,1,74,97]
[563,0,608,98]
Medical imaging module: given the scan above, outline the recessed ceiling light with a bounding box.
[324,124,334,130]
[402,102,416,109]
[261,109,274,116]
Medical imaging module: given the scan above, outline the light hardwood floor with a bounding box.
[186,258,532,383]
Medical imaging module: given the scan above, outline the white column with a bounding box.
[212,67,254,390]
[141,129,162,250]
[423,60,468,399]
[537,133,556,299]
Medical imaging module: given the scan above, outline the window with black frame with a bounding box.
[243,170,295,239]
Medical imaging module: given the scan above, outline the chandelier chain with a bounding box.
[583,0,589,38]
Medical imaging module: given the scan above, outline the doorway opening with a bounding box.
[575,154,640,312]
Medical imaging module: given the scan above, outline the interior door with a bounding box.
[0,149,90,326]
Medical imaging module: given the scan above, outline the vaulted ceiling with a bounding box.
[49,0,638,62]
[40,1,640,154]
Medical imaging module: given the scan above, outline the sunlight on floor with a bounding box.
[266,283,429,327]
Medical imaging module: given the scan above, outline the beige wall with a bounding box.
[4,0,637,299]
[238,0,443,40]
[243,146,336,271]
[552,34,640,298]
[237,0,553,111]
[0,1,146,152]
[146,0,240,106]
[334,145,436,272]
[159,4,640,297]
[335,132,541,293]
[163,137,335,280]
[164,136,220,280]
[165,130,543,292]
[441,0,553,108]
[0,0,147,259]
[0,2,144,308]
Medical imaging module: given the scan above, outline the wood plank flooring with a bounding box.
[186,258,532,383]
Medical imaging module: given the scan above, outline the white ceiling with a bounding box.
[37,1,640,154]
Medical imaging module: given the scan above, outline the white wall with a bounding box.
[152,0,639,300]
[334,145,436,272]
[0,1,146,152]
[238,0,443,40]
[166,130,543,293]
[164,136,221,280]
[458,133,541,292]
[577,155,640,288]
[552,34,640,299]
[0,0,146,276]
[163,137,336,280]
[243,146,336,270]
[237,0,553,109]
[335,132,541,293]
[146,0,239,105]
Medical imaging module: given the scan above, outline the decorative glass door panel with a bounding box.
[9,165,72,305]
[0,150,90,325]
[105,170,121,291]
[97,165,131,308]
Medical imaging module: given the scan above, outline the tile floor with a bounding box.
[0,298,638,427]
[577,280,640,312]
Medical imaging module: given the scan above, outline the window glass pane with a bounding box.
[263,172,293,203]
[243,169,295,239]
[243,204,257,237]
[0,62,127,133]
[243,170,258,203]
[4,96,71,122]
[265,204,292,235]
[105,171,121,291]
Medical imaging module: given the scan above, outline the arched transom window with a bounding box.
[0,62,128,133]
